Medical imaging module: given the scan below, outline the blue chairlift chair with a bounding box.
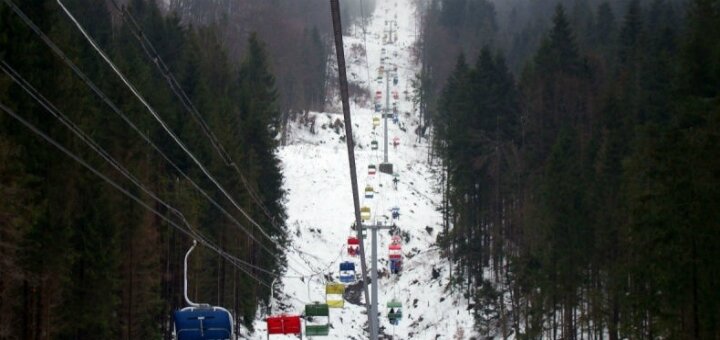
[173,241,234,340]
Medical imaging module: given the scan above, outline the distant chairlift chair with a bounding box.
[387,300,403,325]
[389,243,403,275]
[339,261,356,283]
[325,283,345,308]
[347,236,360,257]
[304,303,330,336]
[368,165,377,176]
[391,206,400,220]
[364,185,375,199]
[360,206,372,222]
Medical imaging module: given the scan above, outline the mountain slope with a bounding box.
[251,0,477,338]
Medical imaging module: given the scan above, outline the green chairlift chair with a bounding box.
[304,303,330,336]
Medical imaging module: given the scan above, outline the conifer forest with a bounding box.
[0,0,718,339]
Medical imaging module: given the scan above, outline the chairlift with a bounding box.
[392,137,400,148]
[267,315,302,337]
[392,91,399,100]
[387,300,403,325]
[391,206,400,220]
[371,140,379,150]
[389,243,402,274]
[364,185,374,199]
[347,236,360,256]
[304,303,330,336]
[368,164,377,176]
[375,103,382,112]
[173,241,235,340]
[326,283,345,308]
[360,206,371,221]
[393,76,398,85]
[339,261,356,283]
[372,116,380,128]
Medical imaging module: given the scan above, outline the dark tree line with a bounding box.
[0,0,286,338]
[167,0,375,116]
[428,0,720,338]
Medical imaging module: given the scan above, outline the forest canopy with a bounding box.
[0,0,292,337]
[425,0,720,338]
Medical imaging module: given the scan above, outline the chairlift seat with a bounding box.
[266,315,302,335]
[305,325,330,336]
[360,206,371,221]
[339,272,355,283]
[305,303,329,317]
[173,306,234,340]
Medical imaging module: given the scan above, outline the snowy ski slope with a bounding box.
[250,0,477,338]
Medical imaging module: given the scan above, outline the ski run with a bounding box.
[249,0,476,338]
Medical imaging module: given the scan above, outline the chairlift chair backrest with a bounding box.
[339,261,356,271]
[174,307,234,340]
[266,315,302,335]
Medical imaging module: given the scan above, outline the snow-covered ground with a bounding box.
[250,0,477,338]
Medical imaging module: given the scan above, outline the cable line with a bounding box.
[55,0,283,254]
[0,100,283,296]
[0,61,287,284]
[1,0,315,277]
[106,0,279,227]
[102,0,321,275]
